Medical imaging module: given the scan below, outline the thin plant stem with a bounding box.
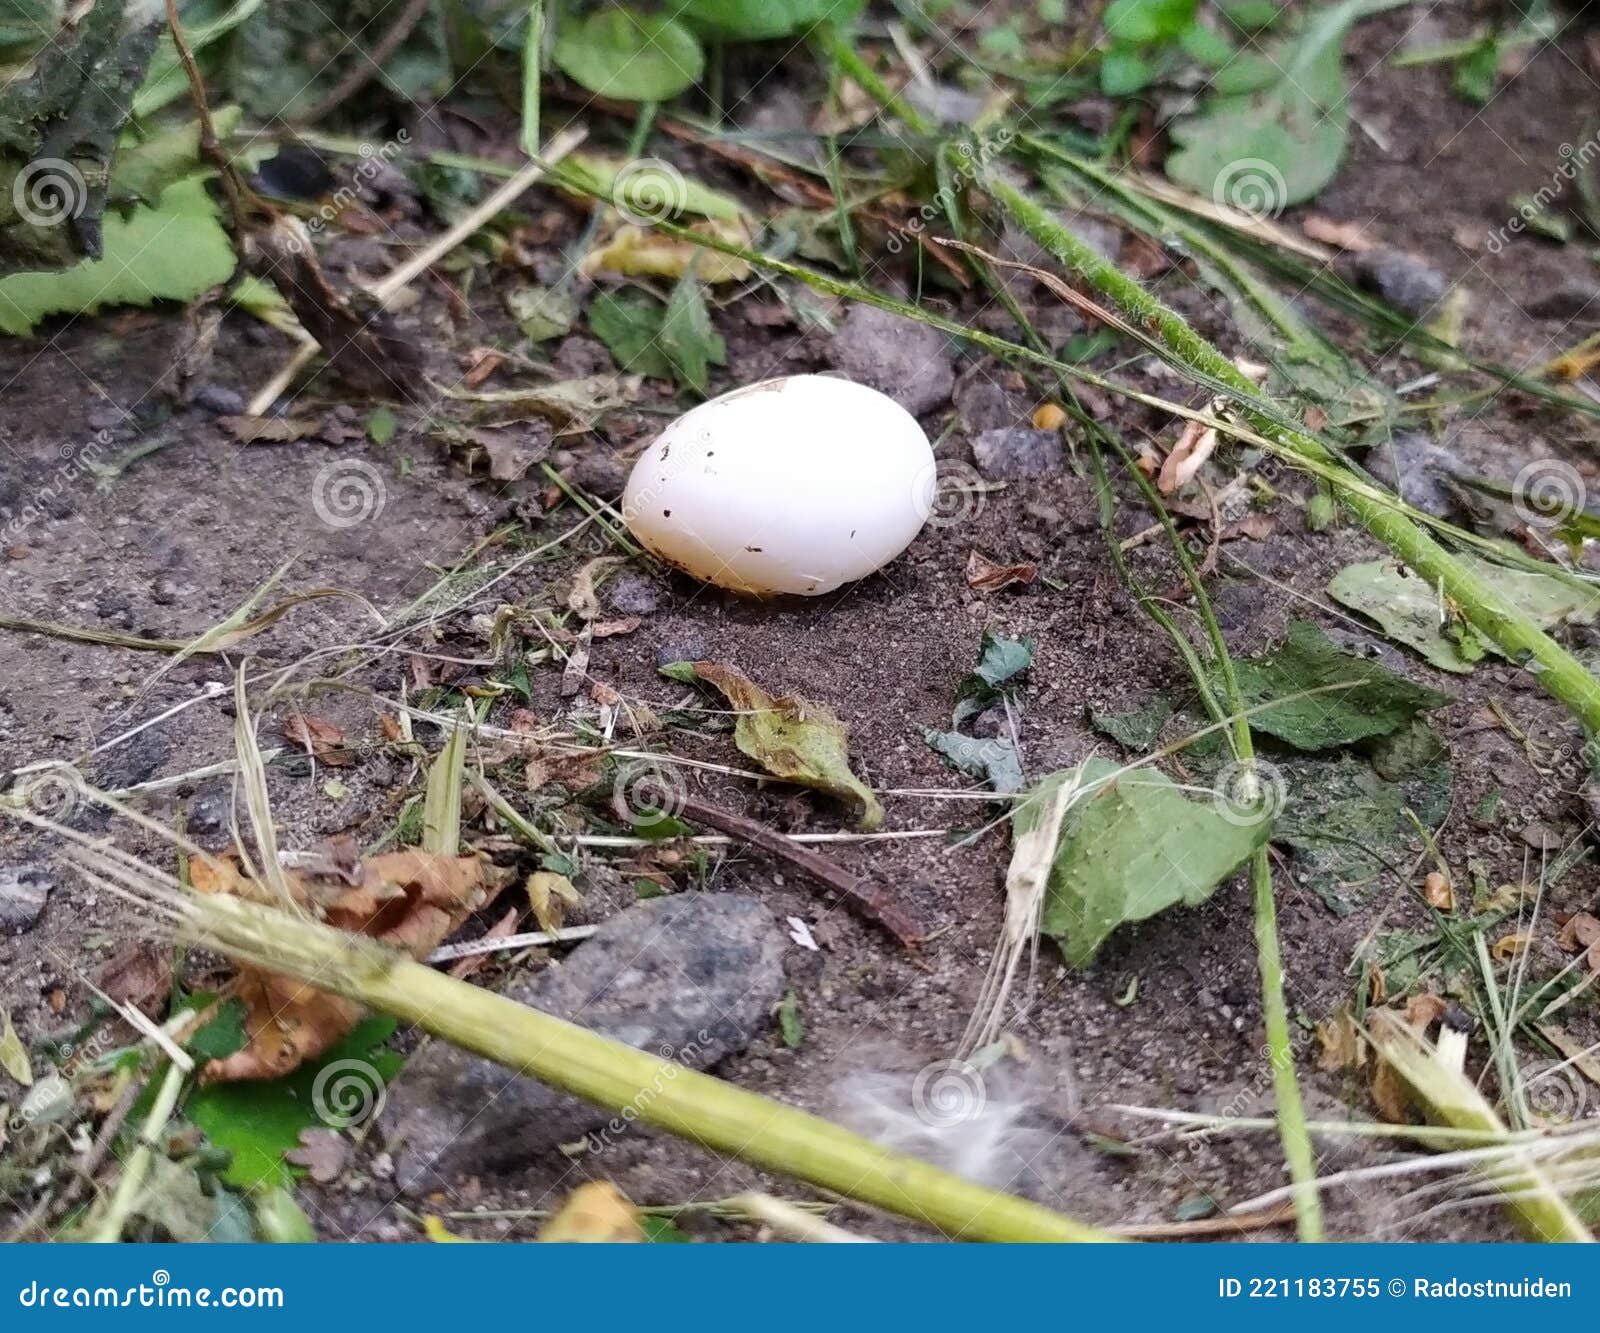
[90,1061,185,1244]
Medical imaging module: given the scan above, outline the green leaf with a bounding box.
[776,988,805,1048]
[552,8,704,102]
[1102,0,1196,44]
[657,272,725,395]
[685,661,883,830]
[923,727,1025,794]
[640,1214,692,1242]
[559,153,748,223]
[364,405,399,446]
[188,1016,403,1189]
[188,998,248,1062]
[924,632,1034,794]
[1177,21,1234,66]
[1165,0,1407,208]
[1215,0,1282,31]
[1035,758,1270,967]
[0,176,235,335]
[1224,620,1451,750]
[1099,46,1154,95]
[133,0,264,118]
[1327,556,1600,675]
[1089,695,1174,752]
[254,1186,317,1242]
[669,0,862,41]
[954,630,1034,725]
[1451,35,1500,105]
[507,283,578,343]
[589,289,672,379]
[0,1006,31,1087]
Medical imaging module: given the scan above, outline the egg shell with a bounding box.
[621,375,936,596]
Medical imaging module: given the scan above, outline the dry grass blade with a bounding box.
[423,714,468,857]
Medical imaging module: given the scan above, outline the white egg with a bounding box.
[621,374,936,596]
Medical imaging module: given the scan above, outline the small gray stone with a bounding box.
[828,305,954,417]
[1364,432,1462,518]
[1351,248,1448,318]
[0,864,51,932]
[86,407,125,433]
[954,375,1026,434]
[191,384,246,416]
[383,893,785,1192]
[608,573,661,617]
[563,450,628,501]
[972,427,1066,480]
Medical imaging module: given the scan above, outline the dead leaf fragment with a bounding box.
[688,661,883,830]
[1558,912,1600,973]
[1493,933,1532,962]
[1315,1009,1366,1072]
[536,1182,644,1243]
[96,942,171,1018]
[965,550,1038,593]
[1423,870,1454,912]
[1157,417,1217,494]
[526,870,583,933]
[282,713,355,767]
[582,219,752,284]
[286,1128,349,1184]
[1301,215,1377,252]
[195,851,486,1082]
[0,1008,31,1087]
[219,415,322,444]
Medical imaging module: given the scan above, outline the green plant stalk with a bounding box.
[91,1060,185,1243]
[520,0,543,156]
[183,894,1116,1243]
[1090,439,1324,1242]
[987,174,1600,736]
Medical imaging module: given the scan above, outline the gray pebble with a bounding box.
[0,864,51,933]
[191,384,246,416]
[828,305,954,417]
[1364,431,1462,518]
[972,427,1065,480]
[382,893,785,1192]
[1351,248,1448,319]
[608,573,661,617]
[655,640,707,668]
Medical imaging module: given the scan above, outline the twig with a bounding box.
[428,923,597,963]
[1111,1199,1297,1239]
[675,794,930,949]
[300,0,435,126]
[163,0,247,228]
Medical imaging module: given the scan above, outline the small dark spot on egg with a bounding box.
[745,546,763,552]
[663,509,671,517]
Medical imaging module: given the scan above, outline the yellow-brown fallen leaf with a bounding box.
[1156,417,1217,494]
[1493,932,1532,962]
[1315,1009,1365,1072]
[193,850,486,1082]
[526,869,582,933]
[582,218,752,284]
[536,1182,643,1243]
[1369,994,1445,1122]
[1423,870,1454,912]
[965,550,1038,594]
[1558,911,1600,972]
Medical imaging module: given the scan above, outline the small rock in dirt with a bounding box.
[1364,432,1462,518]
[1350,248,1447,318]
[972,427,1065,480]
[561,449,628,501]
[0,864,51,932]
[607,573,661,617]
[382,893,785,1192]
[828,305,954,417]
[185,786,230,842]
[190,384,246,416]
[1525,277,1600,322]
[954,373,1027,433]
[91,727,169,794]
[86,406,126,433]
[656,639,708,668]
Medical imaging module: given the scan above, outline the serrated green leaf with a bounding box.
[0,176,235,335]
[1089,695,1174,752]
[1223,620,1451,750]
[589,289,672,379]
[658,272,725,395]
[508,283,578,343]
[553,8,704,102]
[1036,758,1270,967]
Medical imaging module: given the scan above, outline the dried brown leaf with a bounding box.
[965,550,1038,593]
[282,713,354,767]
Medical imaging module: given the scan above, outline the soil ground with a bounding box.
[3,8,1599,1242]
